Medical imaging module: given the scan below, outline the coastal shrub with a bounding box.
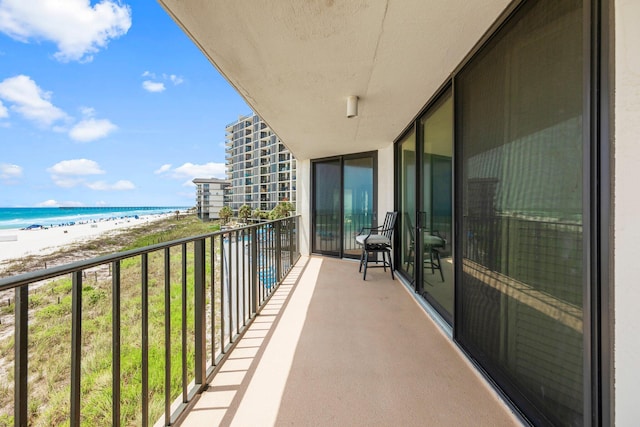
[0,414,12,427]
[51,279,73,295]
[83,286,106,306]
[36,296,71,320]
[28,293,45,308]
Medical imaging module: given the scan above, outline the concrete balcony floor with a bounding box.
[180,256,521,426]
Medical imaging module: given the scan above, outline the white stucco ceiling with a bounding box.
[158,0,512,161]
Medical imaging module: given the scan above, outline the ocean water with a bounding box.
[0,207,189,230]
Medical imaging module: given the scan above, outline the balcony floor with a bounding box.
[179,256,521,426]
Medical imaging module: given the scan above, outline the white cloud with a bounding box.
[0,75,68,126]
[168,74,184,85]
[0,0,132,63]
[182,179,196,187]
[154,164,172,174]
[142,80,165,93]
[0,163,22,179]
[172,162,226,179]
[141,72,184,92]
[36,199,83,207]
[79,106,95,117]
[48,158,104,176]
[0,100,8,118]
[69,118,117,142]
[86,180,135,191]
[47,159,133,191]
[37,199,60,207]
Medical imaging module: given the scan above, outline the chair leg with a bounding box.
[387,250,394,280]
[382,251,387,272]
[363,250,368,280]
[436,251,444,282]
[359,247,365,272]
[429,249,435,275]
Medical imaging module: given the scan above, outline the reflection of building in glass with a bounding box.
[193,178,230,220]
[225,113,296,212]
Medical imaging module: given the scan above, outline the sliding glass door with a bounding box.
[396,90,454,324]
[312,159,341,256]
[312,153,376,258]
[456,0,585,424]
[419,91,454,322]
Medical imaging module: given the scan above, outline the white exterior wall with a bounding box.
[377,144,395,218]
[614,0,640,424]
[297,159,311,256]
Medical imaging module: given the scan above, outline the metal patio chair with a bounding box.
[355,211,398,280]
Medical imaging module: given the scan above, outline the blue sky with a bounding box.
[0,0,250,207]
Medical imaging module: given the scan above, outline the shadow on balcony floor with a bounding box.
[179,256,521,427]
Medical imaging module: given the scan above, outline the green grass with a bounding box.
[0,214,224,426]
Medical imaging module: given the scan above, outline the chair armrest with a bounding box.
[357,225,384,236]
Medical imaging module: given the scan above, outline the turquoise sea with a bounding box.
[0,207,189,230]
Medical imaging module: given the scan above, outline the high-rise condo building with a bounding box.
[225,113,296,212]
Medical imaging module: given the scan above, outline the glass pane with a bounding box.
[343,157,374,258]
[312,160,341,255]
[457,0,584,424]
[398,130,416,284]
[420,93,453,321]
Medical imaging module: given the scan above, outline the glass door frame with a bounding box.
[311,151,378,258]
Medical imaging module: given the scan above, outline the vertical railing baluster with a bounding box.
[228,232,234,343]
[220,233,225,353]
[251,227,258,315]
[241,229,246,326]
[275,220,282,282]
[141,253,149,427]
[253,225,264,304]
[194,239,206,389]
[112,261,121,427]
[70,270,83,426]
[181,243,187,403]
[269,224,274,294]
[164,248,171,426]
[14,285,28,427]
[287,218,292,272]
[235,230,240,335]
[211,237,216,366]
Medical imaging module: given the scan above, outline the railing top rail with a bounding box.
[0,215,300,292]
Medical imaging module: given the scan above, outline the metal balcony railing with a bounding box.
[0,216,300,427]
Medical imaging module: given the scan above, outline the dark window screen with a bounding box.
[457,0,584,425]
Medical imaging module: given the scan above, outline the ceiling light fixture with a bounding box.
[346,95,359,118]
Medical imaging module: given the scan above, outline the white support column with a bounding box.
[615,0,640,424]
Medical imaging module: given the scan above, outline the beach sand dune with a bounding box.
[0,214,171,266]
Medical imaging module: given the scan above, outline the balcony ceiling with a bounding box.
[158,0,511,160]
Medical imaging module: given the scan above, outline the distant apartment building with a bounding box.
[225,113,296,212]
[193,178,230,220]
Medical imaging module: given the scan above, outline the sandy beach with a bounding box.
[0,213,173,265]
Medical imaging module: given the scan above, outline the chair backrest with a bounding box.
[381,211,398,240]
